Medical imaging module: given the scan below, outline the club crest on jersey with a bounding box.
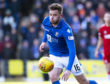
[67,29,71,33]
[104,31,107,34]
[55,32,59,37]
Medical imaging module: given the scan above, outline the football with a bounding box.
[38,57,54,72]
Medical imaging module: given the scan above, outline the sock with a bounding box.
[52,80,60,84]
[107,72,110,80]
[89,80,97,84]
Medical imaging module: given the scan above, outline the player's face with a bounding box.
[104,13,110,24]
[49,10,61,25]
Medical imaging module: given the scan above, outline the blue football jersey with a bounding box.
[42,16,76,71]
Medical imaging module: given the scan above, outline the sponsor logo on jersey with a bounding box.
[47,34,58,43]
[68,36,74,40]
[104,31,107,34]
[104,34,110,39]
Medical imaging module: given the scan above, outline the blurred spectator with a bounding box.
[30,13,41,35]
[41,0,49,12]
[0,39,3,59]
[31,39,40,60]
[87,22,97,38]
[26,26,37,46]
[43,11,49,18]
[20,19,29,40]
[96,18,104,30]
[8,0,21,15]
[96,3,106,18]
[33,1,44,22]
[20,0,34,16]
[19,40,31,77]
[106,1,110,11]
[81,16,91,30]
[3,35,14,49]
[90,10,99,26]
[71,15,81,34]
[64,1,75,24]
[65,9,75,25]
[79,30,88,44]
[85,1,93,15]
[10,29,18,47]
[0,21,4,40]
[0,0,7,17]
[78,39,88,59]
[38,30,44,44]
[8,0,21,27]
[77,3,86,22]
[3,9,16,34]
[88,35,97,59]
[2,42,15,59]
[77,30,89,59]
[19,40,31,60]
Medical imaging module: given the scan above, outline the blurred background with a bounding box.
[0,0,109,83]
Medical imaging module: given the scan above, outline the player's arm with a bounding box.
[63,28,76,71]
[95,36,103,58]
[40,17,49,52]
[61,28,76,81]
[40,31,47,52]
[42,31,47,42]
[96,37,103,51]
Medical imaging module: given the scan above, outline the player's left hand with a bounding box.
[61,70,71,81]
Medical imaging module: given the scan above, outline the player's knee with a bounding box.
[49,73,59,82]
[108,70,110,73]
[108,68,110,72]
[106,67,110,73]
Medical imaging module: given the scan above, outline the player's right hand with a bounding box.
[95,50,99,58]
[39,42,46,52]
[61,70,71,81]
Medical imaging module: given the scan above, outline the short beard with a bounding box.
[52,19,60,25]
[51,17,60,26]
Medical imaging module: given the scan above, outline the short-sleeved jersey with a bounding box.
[99,25,110,63]
[99,25,110,50]
[42,16,76,70]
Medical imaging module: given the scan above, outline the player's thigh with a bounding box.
[48,68,63,80]
[49,55,64,69]
[75,74,89,84]
[105,63,110,72]
[70,57,89,84]
[70,56,83,76]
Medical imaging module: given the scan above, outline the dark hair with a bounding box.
[48,3,63,14]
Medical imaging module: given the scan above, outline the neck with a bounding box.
[105,23,110,27]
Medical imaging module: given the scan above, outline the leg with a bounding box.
[49,55,64,84]
[49,68,63,84]
[71,56,97,84]
[75,74,89,84]
[105,63,110,80]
